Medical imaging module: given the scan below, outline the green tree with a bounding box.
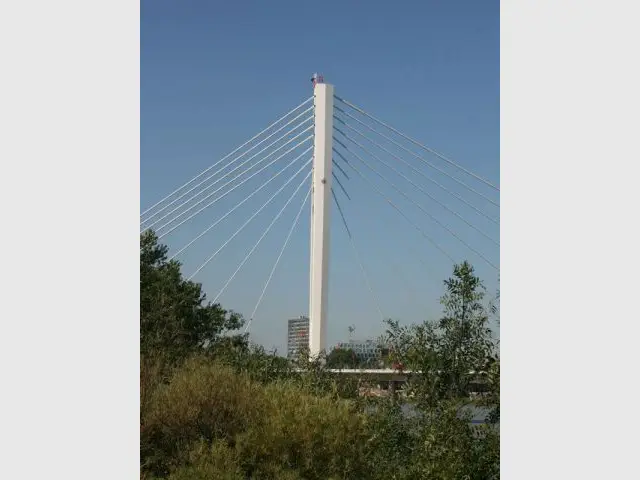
[379,262,500,478]
[385,261,495,404]
[437,261,494,398]
[325,347,359,369]
[140,230,245,363]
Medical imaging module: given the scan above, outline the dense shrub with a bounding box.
[404,404,500,480]
[234,381,371,478]
[141,356,499,479]
[165,440,244,480]
[141,358,265,476]
[141,358,376,479]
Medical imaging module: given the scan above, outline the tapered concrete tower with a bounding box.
[308,81,333,359]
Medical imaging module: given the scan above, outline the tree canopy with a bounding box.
[385,260,497,405]
[325,347,359,369]
[140,230,245,363]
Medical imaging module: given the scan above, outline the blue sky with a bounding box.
[141,0,499,353]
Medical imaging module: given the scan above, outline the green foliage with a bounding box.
[325,347,359,368]
[142,360,374,479]
[235,380,371,478]
[490,280,500,322]
[483,357,500,423]
[385,261,497,406]
[292,350,361,400]
[139,235,500,479]
[405,403,500,480]
[217,343,295,385]
[165,440,244,480]
[437,261,494,398]
[140,230,246,363]
[141,358,265,476]
[360,400,416,478]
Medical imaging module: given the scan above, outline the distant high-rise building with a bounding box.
[333,339,383,365]
[287,316,309,359]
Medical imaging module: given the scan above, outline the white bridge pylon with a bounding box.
[140,77,500,358]
[308,82,333,359]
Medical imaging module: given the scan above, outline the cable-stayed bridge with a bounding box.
[140,79,499,358]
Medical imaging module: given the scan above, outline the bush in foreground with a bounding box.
[141,355,499,480]
[142,358,375,479]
